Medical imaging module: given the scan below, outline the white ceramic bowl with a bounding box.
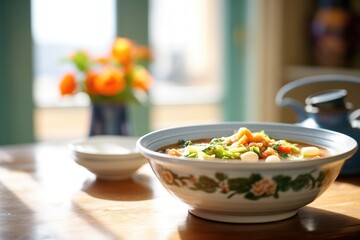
[137,122,358,223]
[71,136,141,160]
[71,136,147,180]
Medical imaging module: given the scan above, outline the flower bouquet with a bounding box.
[59,37,153,135]
[59,37,153,103]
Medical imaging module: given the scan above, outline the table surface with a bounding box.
[0,142,360,240]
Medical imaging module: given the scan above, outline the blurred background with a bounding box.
[1,0,360,145]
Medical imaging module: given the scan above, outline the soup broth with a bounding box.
[159,127,330,162]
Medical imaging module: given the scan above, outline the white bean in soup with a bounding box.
[159,127,328,161]
[301,146,320,157]
[265,155,281,162]
[240,151,259,162]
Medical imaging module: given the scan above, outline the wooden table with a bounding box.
[0,142,360,240]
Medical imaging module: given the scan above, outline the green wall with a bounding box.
[222,0,248,121]
[116,0,151,136]
[0,0,34,145]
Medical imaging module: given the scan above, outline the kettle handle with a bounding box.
[275,74,360,122]
[350,109,360,128]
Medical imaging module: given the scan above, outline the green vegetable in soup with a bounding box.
[161,127,324,161]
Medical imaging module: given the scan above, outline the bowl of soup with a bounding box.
[136,122,357,223]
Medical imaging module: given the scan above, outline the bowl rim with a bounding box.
[137,122,358,170]
[70,135,141,160]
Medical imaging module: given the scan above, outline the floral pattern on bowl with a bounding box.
[137,122,358,223]
[156,165,326,200]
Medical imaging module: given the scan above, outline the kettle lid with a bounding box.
[305,89,351,111]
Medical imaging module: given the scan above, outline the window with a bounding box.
[149,0,223,105]
[31,0,223,140]
[31,0,116,108]
[31,0,116,140]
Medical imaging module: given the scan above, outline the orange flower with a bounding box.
[94,67,126,96]
[94,56,110,65]
[135,45,153,61]
[112,37,134,65]
[59,37,153,103]
[132,66,153,92]
[59,73,77,96]
[85,71,99,95]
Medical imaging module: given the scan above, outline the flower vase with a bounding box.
[89,102,130,136]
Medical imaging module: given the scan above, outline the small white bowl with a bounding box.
[137,122,358,223]
[71,135,141,160]
[71,136,147,180]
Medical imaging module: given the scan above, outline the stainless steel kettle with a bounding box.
[276,74,360,175]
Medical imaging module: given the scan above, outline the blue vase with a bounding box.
[89,102,130,136]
